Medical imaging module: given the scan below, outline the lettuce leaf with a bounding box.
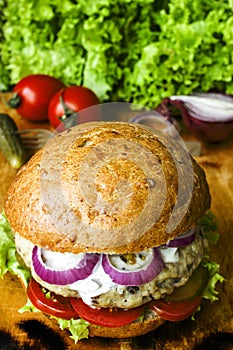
[201,260,224,302]
[0,211,30,286]
[198,211,220,245]
[199,211,224,302]
[1,0,232,104]
[18,298,41,314]
[52,317,89,343]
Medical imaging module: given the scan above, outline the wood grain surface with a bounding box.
[0,93,232,349]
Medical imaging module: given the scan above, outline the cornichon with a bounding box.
[0,113,28,169]
[165,264,209,302]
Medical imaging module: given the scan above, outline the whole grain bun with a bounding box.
[4,122,210,254]
[88,310,165,338]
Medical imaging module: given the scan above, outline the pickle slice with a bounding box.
[165,264,209,302]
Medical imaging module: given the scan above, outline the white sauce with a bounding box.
[159,247,179,263]
[69,258,114,306]
[41,249,85,270]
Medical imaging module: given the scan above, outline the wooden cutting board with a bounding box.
[0,93,233,349]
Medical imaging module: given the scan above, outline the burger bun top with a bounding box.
[4,122,210,254]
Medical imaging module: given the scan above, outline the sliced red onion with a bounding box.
[166,228,196,248]
[170,93,233,122]
[102,248,164,286]
[32,246,100,285]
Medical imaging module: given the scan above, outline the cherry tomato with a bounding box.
[70,298,144,328]
[149,296,202,322]
[27,278,79,320]
[7,74,65,122]
[48,86,100,128]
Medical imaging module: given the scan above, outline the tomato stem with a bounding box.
[6,93,22,109]
[59,93,75,120]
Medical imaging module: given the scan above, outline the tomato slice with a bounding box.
[27,278,202,325]
[27,278,79,320]
[150,296,202,322]
[70,298,144,328]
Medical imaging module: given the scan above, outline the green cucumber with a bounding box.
[0,113,28,169]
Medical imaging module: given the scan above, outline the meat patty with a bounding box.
[15,232,205,309]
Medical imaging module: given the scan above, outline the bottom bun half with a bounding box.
[88,312,165,338]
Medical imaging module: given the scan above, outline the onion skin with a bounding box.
[102,248,164,286]
[32,246,100,285]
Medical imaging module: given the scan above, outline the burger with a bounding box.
[0,121,222,342]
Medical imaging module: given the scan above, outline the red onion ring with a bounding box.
[32,246,100,285]
[102,248,164,286]
[166,228,196,248]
